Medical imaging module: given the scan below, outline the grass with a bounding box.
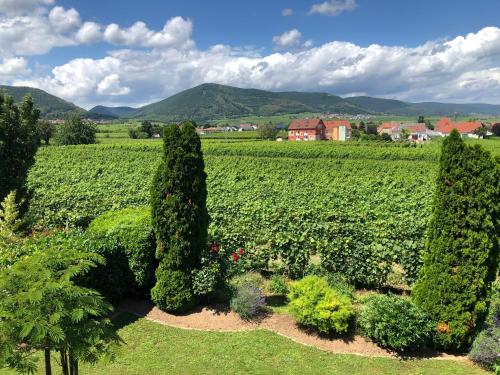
[0,313,487,375]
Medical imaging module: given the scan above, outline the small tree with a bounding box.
[139,121,153,138]
[0,249,121,375]
[413,129,499,350]
[37,120,54,145]
[0,191,21,238]
[473,123,490,139]
[258,123,279,140]
[54,114,96,145]
[492,123,500,137]
[150,121,209,312]
[417,115,425,123]
[0,94,40,202]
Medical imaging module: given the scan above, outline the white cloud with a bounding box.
[10,21,500,107]
[48,6,81,33]
[0,14,75,56]
[97,74,130,95]
[0,57,30,77]
[103,17,193,48]
[75,22,102,44]
[272,29,302,49]
[0,0,54,15]
[282,8,293,17]
[309,0,357,16]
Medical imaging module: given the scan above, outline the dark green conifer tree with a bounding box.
[150,121,209,312]
[413,129,499,350]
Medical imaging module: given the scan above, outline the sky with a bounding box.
[0,0,500,109]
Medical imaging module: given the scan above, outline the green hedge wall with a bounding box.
[88,207,157,293]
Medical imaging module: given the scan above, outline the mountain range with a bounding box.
[2,83,500,122]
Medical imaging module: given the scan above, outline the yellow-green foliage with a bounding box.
[0,191,21,238]
[88,207,156,291]
[288,276,354,334]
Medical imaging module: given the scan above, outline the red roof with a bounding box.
[324,120,351,130]
[289,118,325,130]
[402,124,427,133]
[378,122,427,134]
[436,118,481,134]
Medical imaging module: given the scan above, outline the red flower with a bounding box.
[210,242,219,253]
[232,252,239,261]
[238,248,245,256]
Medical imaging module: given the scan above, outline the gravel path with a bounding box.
[117,299,469,361]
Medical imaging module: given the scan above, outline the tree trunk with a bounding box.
[69,352,78,375]
[44,347,52,375]
[60,350,69,375]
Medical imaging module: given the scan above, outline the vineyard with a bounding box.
[26,139,489,288]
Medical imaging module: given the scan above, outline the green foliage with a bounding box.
[24,140,447,287]
[36,120,54,145]
[0,248,121,374]
[269,274,289,295]
[257,123,279,140]
[359,294,434,352]
[88,207,157,292]
[230,272,265,290]
[0,93,40,202]
[230,284,266,319]
[151,268,196,312]
[413,130,500,350]
[150,122,209,312]
[0,191,21,238]
[288,276,354,334]
[469,280,500,372]
[54,113,96,145]
[0,230,143,305]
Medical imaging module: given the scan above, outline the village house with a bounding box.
[323,120,351,141]
[238,124,258,131]
[378,122,436,142]
[288,119,326,141]
[435,118,482,137]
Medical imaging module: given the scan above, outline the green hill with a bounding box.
[130,83,368,122]
[0,85,85,119]
[89,105,137,118]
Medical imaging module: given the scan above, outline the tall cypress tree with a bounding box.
[150,121,209,312]
[413,129,499,350]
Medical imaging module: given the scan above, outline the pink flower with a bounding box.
[210,242,219,253]
[232,252,239,261]
[238,248,245,256]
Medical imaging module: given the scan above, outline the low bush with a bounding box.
[469,281,500,372]
[230,271,265,290]
[359,294,433,351]
[88,207,157,292]
[230,284,266,319]
[288,276,354,334]
[268,274,289,295]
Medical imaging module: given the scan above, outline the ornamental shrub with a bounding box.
[359,294,434,352]
[413,130,499,350]
[230,272,265,290]
[88,207,157,292]
[288,276,354,334]
[269,274,289,295]
[230,284,266,319]
[469,280,500,372]
[0,94,40,203]
[150,121,209,312]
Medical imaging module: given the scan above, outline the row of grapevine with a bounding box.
[26,140,442,286]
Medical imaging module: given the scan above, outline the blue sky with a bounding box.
[1,0,500,107]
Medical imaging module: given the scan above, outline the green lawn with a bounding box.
[0,313,487,375]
